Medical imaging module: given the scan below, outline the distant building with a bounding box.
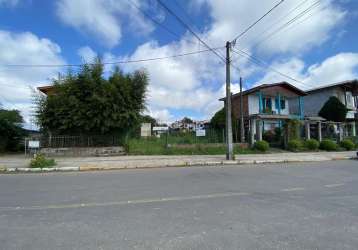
[170,118,210,131]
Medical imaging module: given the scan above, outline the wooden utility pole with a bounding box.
[225,41,234,160]
[240,77,245,143]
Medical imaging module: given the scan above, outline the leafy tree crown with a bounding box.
[318,96,347,122]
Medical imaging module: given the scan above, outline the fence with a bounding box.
[164,128,226,145]
[38,135,123,148]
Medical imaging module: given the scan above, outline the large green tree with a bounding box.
[35,61,148,135]
[319,96,348,122]
[0,107,25,152]
[210,108,225,129]
[210,107,239,141]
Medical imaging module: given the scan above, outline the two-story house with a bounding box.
[221,82,306,144]
[302,80,358,137]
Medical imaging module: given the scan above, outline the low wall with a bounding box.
[169,143,249,149]
[40,146,126,157]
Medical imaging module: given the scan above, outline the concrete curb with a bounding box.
[0,156,356,173]
[2,166,80,173]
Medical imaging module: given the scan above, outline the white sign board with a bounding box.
[141,123,152,137]
[196,129,206,137]
[153,126,169,131]
[28,140,40,148]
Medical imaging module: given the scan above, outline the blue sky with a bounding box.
[0,0,357,127]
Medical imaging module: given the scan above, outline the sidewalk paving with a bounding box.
[0,151,356,173]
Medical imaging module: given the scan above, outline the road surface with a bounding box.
[1,160,358,249]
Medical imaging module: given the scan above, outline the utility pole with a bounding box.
[240,77,245,143]
[225,41,234,160]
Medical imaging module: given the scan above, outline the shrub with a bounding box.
[287,139,303,152]
[254,140,269,152]
[340,139,355,151]
[320,139,338,151]
[30,154,56,168]
[304,139,319,151]
[284,119,302,141]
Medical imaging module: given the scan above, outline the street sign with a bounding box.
[153,126,169,131]
[28,140,40,148]
[196,129,206,137]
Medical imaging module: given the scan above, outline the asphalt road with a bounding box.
[0,160,358,250]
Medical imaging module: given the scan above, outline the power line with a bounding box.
[0,47,225,68]
[252,0,321,49]
[232,48,315,88]
[231,0,285,42]
[247,0,311,48]
[127,0,196,44]
[156,0,226,63]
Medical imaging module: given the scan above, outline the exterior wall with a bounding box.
[300,87,357,117]
[231,95,249,119]
[248,95,259,115]
[297,88,335,117]
[40,146,125,157]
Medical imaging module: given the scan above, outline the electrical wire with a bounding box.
[231,0,285,42]
[0,47,225,68]
[127,0,198,45]
[252,0,321,49]
[156,0,226,63]
[232,48,315,89]
[247,0,311,48]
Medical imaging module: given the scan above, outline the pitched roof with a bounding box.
[306,79,358,93]
[219,81,306,101]
[37,85,54,95]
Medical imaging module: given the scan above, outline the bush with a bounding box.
[304,139,319,151]
[340,139,355,151]
[287,139,303,152]
[320,139,338,151]
[284,119,302,141]
[254,140,269,152]
[30,154,56,168]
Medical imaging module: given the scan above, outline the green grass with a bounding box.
[127,137,274,155]
[29,154,56,168]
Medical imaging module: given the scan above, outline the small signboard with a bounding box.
[141,123,152,137]
[153,126,169,131]
[196,129,206,137]
[28,140,40,148]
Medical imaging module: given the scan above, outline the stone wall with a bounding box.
[40,146,126,157]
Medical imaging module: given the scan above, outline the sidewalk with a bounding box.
[0,151,356,173]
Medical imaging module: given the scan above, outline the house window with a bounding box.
[263,97,272,111]
[275,97,286,110]
[280,99,286,109]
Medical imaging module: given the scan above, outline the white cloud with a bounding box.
[306,53,358,85]
[66,0,349,123]
[77,46,97,63]
[257,53,358,90]
[0,30,65,126]
[144,108,173,124]
[56,0,155,47]
[106,0,347,121]
[195,0,345,54]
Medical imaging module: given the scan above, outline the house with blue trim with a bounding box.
[221,82,306,144]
